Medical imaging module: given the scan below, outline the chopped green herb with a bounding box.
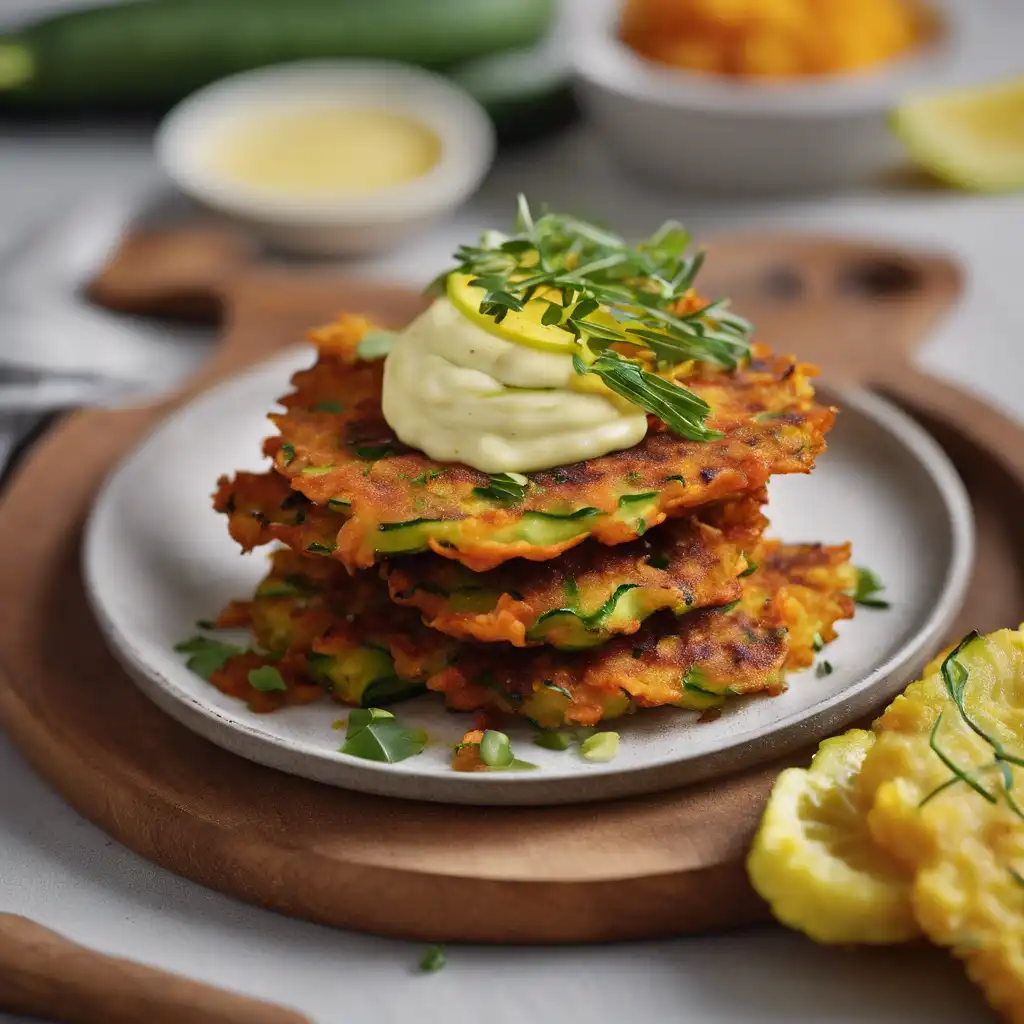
[472,471,529,505]
[248,666,288,692]
[174,636,243,680]
[816,660,834,678]
[280,443,296,465]
[353,443,395,460]
[580,732,619,762]
[346,707,395,739]
[851,567,890,609]
[434,196,751,386]
[356,330,400,361]
[574,350,722,443]
[313,400,344,414]
[418,945,447,974]
[411,468,446,486]
[533,729,575,751]
[543,682,573,700]
[342,722,427,763]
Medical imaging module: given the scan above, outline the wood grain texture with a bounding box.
[2,227,1022,951]
[0,914,310,1024]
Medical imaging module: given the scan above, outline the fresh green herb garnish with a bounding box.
[174,636,243,680]
[248,666,288,693]
[313,400,344,414]
[851,567,890,609]
[573,350,721,443]
[533,729,575,751]
[433,196,751,439]
[816,660,834,678]
[472,471,529,504]
[418,945,447,974]
[346,707,395,738]
[356,330,400,361]
[411,469,446,486]
[341,709,427,764]
[353,443,395,460]
[580,732,619,763]
[280,443,296,465]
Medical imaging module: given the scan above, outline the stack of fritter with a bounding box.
[208,313,857,732]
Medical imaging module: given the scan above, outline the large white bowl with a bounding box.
[571,0,1012,193]
[155,61,495,256]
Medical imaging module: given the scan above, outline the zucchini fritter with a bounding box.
[211,539,855,727]
[261,315,835,571]
[213,473,769,649]
[383,494,768,648]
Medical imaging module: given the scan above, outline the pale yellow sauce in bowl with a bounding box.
[156,61,495,256]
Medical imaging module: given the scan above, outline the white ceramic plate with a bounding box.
[84,347,973,806]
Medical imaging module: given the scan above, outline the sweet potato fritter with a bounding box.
[213,539,855,727]
[260,315,835,571]
[213,472,769,648]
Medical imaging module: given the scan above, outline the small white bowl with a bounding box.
[155,61,495,256]
[571,0,1005,193]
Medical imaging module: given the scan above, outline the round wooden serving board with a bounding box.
[2,226,1024,944]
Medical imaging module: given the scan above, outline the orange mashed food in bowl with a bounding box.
[620,0,931,78]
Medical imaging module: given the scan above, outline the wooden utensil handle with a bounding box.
[0,914,311,1024]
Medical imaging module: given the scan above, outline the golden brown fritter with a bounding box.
[208,539,855,726]
[213,472,769,649]
[260,315,835,572]
[382,494,768,648]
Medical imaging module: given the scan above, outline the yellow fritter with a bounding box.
[857,629,1024,1023]
[260,315,835,571]
[747,728,919,945]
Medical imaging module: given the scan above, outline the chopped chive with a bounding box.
[418,945,447,974]
[480,730,514,768]
[580,732,619,762]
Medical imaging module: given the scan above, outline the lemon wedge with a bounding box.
[891,77,1024,192]
[448,273,623,354]
[747,729,919,945]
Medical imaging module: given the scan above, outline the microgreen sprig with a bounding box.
[431,196,753,442]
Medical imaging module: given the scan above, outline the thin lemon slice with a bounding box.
[747,729,919,944]
[891,77,1024,192]
[447,273,615,354]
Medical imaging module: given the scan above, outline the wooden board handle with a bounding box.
[0,913,311,1024]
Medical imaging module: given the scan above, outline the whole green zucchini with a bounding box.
[0,0,556,109]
